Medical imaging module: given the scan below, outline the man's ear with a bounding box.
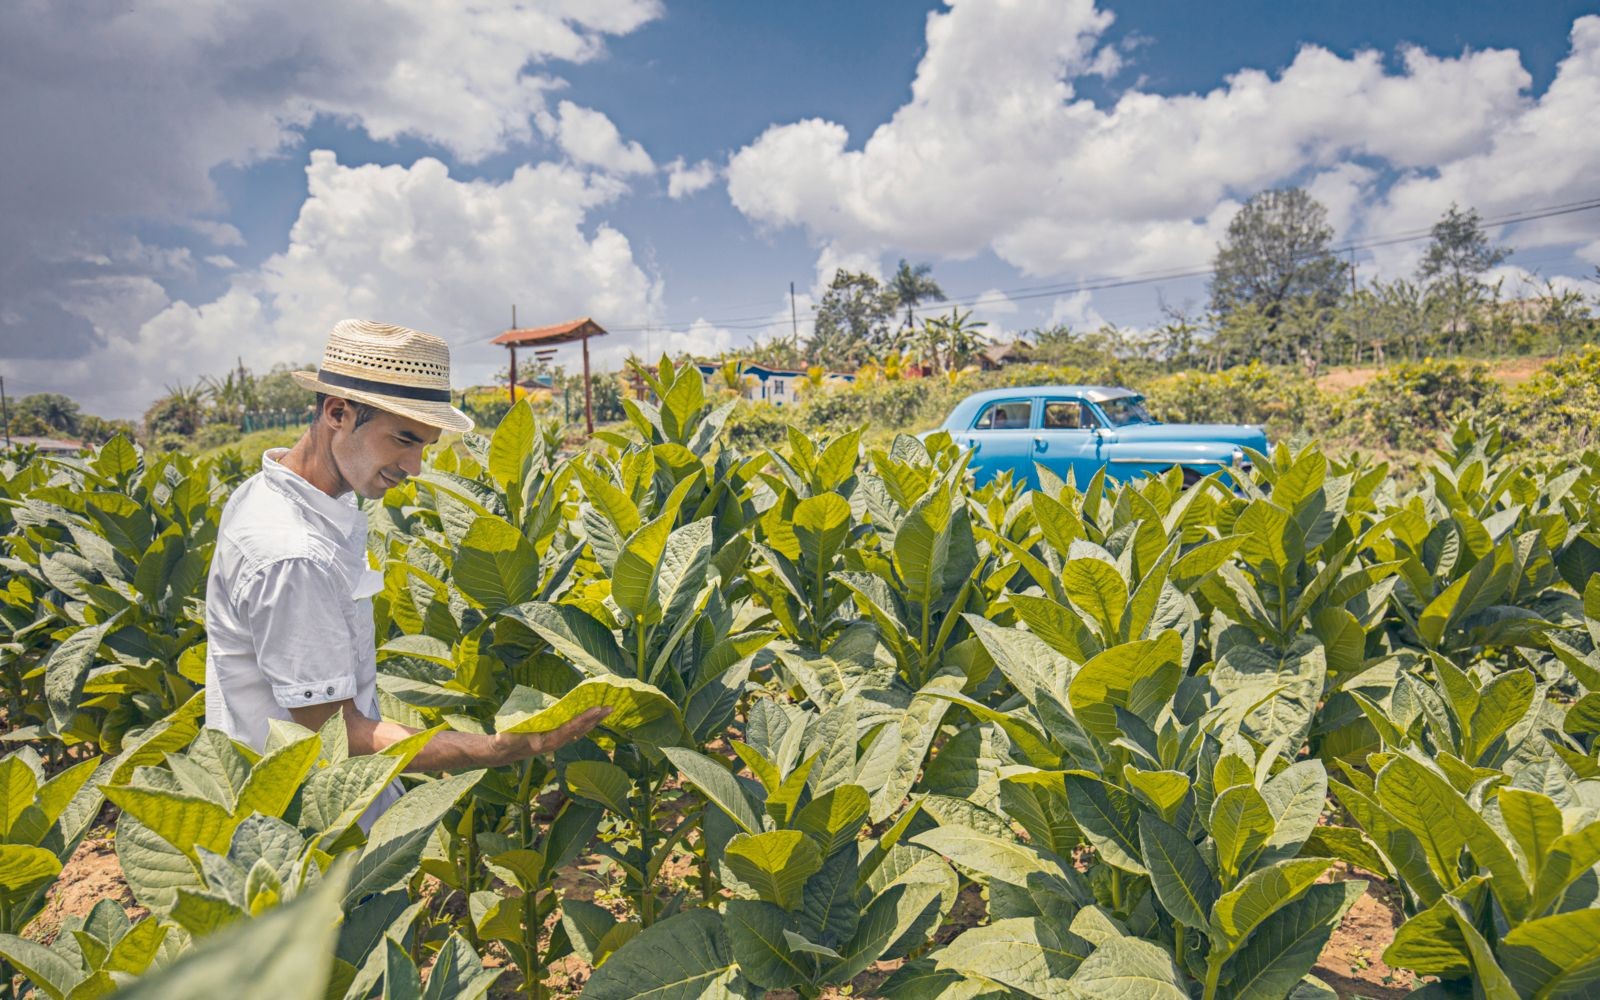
[321,396,348,429]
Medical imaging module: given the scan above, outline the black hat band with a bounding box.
[317,368,452,403]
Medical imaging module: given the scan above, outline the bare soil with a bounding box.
[32,829,1421,1000]
[24,833,146,945]
[1317,355,1550,393]
[1312,869,1422,999]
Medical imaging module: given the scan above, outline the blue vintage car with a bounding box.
[931,385,1266,489]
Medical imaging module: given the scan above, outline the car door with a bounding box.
[959,397,1036,487]
[1032,398,1103,486]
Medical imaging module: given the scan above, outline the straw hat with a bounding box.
[292,319,473,433]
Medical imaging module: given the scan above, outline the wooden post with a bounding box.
[507,304,518,406]
[508,344,517,406]
[582,332,595,435]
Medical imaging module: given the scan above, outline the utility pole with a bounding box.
[789,282,799,343]
[508,304,518,406]
[0,375,10,450]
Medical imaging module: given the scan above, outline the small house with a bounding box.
[693,362,855,407]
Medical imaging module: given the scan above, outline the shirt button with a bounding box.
[304,690,313,698]
[326,686,335,696]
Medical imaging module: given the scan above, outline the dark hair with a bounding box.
[312,393,381,429]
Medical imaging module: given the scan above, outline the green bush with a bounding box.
[1143,361,1327,438]
[194,423,241,449]
[1498,344,1600,451]
[1337,358,1503,450]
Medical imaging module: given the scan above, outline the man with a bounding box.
[204,319,607,825]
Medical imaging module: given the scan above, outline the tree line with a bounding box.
[734,193,1596,377]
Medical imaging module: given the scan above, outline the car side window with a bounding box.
[1042,400,1089,430]
[973,400,1032,431]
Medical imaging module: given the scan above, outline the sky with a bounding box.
[3,0,1598,420]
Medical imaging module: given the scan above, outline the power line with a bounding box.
[455,195,1600,346]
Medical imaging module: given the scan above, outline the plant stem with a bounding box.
[517,758,535,847]
[698,812,713,906]
[1202,957,1224,1000]
[636,781,656,925]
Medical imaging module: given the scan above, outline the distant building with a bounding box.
[693,362,856,407]
[6,436,84,456]
[978,340,1033,371]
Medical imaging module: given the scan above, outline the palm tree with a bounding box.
[890,259,946,338]
[919,308,989,372]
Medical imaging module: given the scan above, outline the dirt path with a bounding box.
[1318,354,1551,393]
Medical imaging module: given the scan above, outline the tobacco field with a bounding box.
[3,356,1600,999]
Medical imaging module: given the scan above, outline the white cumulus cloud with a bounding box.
[10,150,661,418]
[0,0,662,372]
[726,0,1600,290]
[550,101,656,175]
[666,158,720,199]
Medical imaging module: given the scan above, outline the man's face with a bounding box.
[324,400,442,499]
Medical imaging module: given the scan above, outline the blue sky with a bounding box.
[3,0,1598,418]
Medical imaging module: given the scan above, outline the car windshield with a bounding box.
[1097,395,1155,427]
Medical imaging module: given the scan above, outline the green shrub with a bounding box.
[1498,344,1600,451]
[1143,361,1327,438]
[194,422,242,449]
[1337,358,1503,450]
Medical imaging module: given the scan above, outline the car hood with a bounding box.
[1110,422,1268,448]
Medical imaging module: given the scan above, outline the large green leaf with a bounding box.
[232,735,321,821]
[565,760,634,816]
[496,677,682,746]
[894,487,954,607]
[1531,820,1600,915]
[724,831,822,910]
[1067,631,1183,741]
[1209,637,1325,749]
[1210,784,1275,884]
[101,785,236,860]
[793,785,870,858]
[612,508,678,622]
[723,899,810,991]
[582,909,751,999]
[1220,881,1364,1000]
[1210,858,1334,953]
[1138,813,1217,931]
[343,770,483,906]
[911,825,1081,900]
[1062,774,1146,875]
[486,400,535,490]
[793,493,852,573]
[661,747,764,836]
[111,859,351,1000]
[0,844,61,894]
[932,917,1092,998]
[1375,753,1529,920]
[0,753,40,840]
[1066,934,1189,1000]
[1500,907,1600,998]
[1061,557,1128,640]
[44,619,115,730]
[451,517,539,614]
[501,602,630,678]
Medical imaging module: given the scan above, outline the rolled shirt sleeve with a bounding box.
[240,556,362,708]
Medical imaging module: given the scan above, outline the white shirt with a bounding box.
[204,448,399,825]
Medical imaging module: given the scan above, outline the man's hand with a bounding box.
[293,701,613,772]
[492,706,613,761]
